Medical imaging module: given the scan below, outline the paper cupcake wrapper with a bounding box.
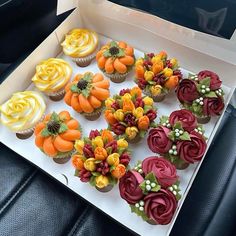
[103,71,129,83]
[143,89,167,102]
[45,87,65,98]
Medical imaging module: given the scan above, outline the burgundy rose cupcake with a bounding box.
[148,110,207,169]
[176,70,225,124]
[119,157,181,225]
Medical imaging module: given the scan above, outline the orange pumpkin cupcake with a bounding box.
[64,72,110,120]
[135,52,182,102]
[96,41,135,83]
[34,111,81,164]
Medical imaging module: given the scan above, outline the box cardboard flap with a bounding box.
[57,0,78,15]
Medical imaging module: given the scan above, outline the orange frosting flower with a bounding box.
[111,164,126,179]
[104,110,117,125]
[123,99,135,112]
[130,86,142,98]
[135,65,145,79]
[94,147,108,160]
[101,129,114,143]
[152,61,164,74]
[72,154,84,170]
[138,115,150,130]
[165,75,179,90]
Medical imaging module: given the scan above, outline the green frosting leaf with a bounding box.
[140,172,161,195]
[160,116,169,125]
[110,165,116,172]
[58,123,68,134]
[130,205,149,221]
[51,112,60,122]
[117,48,125,57]
[74,169,80,177]
[180,131,191,141]
[173,121,182,130]
[41,128,51,137]
[89,176,96,187]
[91,172,100,177]
[139,130,146,138]
[70,84,80,93]
[168,131,175,141]
[110,41,118,47]
[199,77,211,87]
[205,91,217,98]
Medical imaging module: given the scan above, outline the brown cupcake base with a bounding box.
[143,90,166,102]
[103,71,129,83]
[16,130,34,140]
[76,60,92,67]
[196,116,211,124]
[96,184,113,193]
[146,219,157,225]
[174,161,189,170]
[47,89,66,102]
[53,156,71,164]
[84,110,102,121]
[127,135,142,144]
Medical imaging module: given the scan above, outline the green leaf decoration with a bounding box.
[83,72,93,82]
[139,130,146,138]
[205,91,217,98]
[106,147,113,155]
[118,147,126,155]
[103,50,111,58]
[143,105,152,114]
[168,131,175,141]
[58,123,68,134]
[74,169,80,177]
[110,165,116,172]
[119,121,128,127]
[130,205,149,221]
[108,175,118,186]
[150,122,157,128]
[51,112,60,122]
[41,128,51,137]
[173,121,182,130]
[148,80,156,85]
[94,160,102,164]
[89,176,96,187]
[110,41,118,47]
[160,116,169,125]
[199,77,211,87]
[196,84,202,93]
[180,131,191,141]
[84,137,92,144]
[140,172,160,195]
[117,48,125,57]
[70,84,80,93]
[81,89,90,98]
[91,172,100,177]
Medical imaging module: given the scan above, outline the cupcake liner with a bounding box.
[72,44,99,67]
[52,149,76,164]
[95,184,113,193]
[103,71,129,83]
[196,115,211,124]
[16,113,45,140]
[146,219,158,225]
[46,88,66,101]
[127,135,142,144]
[83,107,103,121]
[143,89,167,102]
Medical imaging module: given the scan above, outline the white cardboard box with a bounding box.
[0,1,236,235]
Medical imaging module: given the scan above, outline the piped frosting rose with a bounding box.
[169,109,197,132]
[198,70,222,90]
[32,58,72,93]
[0,91,46,132]
[144,190,177,225]
[203,97,224,116]
[61,28,98,58]
[142,157,178,188]
[119,170,144,204]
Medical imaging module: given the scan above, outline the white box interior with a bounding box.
[0,1,236,235]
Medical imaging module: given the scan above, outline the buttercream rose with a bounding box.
[144,190,177,225]
[142,157,178,188]
[176,79,199,103]
[203,97,224,116]
[177,131,207,163]
[198,70,222,90]
[119,170,144,204]
[148,127,173,154]
[169,109,197,132]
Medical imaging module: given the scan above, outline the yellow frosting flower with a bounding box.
[117,138,128,148]
[151,85,162,96]
[122,93,132,101]
[61,28,98,58]
[105,98,115,108]
[151,55,162,64]
[32,58,72,93]
[0,91,46,132]
[114,109,124,121]
[92,136,104,148]
[170,58,178,67]
[163,68,173,77]
[144,71,154,81]
[143,97,154,106]
[135,58,144,66]
[107,153,120,166]
[125,127,139,140]
[133,107,144,118]
[84,158,96,172]
[95,175,109,189]
[74,140,85,154]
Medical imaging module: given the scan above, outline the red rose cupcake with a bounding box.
[147,109,207,169]
[72,129,131,192]
[176,70,225,124]
[119,157,180,225]
[135,52,182,102]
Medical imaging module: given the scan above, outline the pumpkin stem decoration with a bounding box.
[34,111,82,161]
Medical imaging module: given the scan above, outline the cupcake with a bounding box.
[147,109,207,169]
[96,41,135,83]
[0,91,46,139]
[135,52,182,102]
[61,28,99,67]
[119,157,181,225]
[64,72,110,120]
[104,87,157,143]
[176,70,225,123]
[32,58,72,101]
[34,111,81,164]
[72,129,131,192]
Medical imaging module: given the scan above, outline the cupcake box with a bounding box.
[0,1,235,236]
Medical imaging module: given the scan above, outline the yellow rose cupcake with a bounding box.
[32,58,72,101]
[0,91,46,139]
[61,28,99,67]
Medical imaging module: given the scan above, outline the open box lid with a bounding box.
[57,0,236,83]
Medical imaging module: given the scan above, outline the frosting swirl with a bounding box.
[32,58,72,93]
[0,91,46,132]
[61,29,98,58]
